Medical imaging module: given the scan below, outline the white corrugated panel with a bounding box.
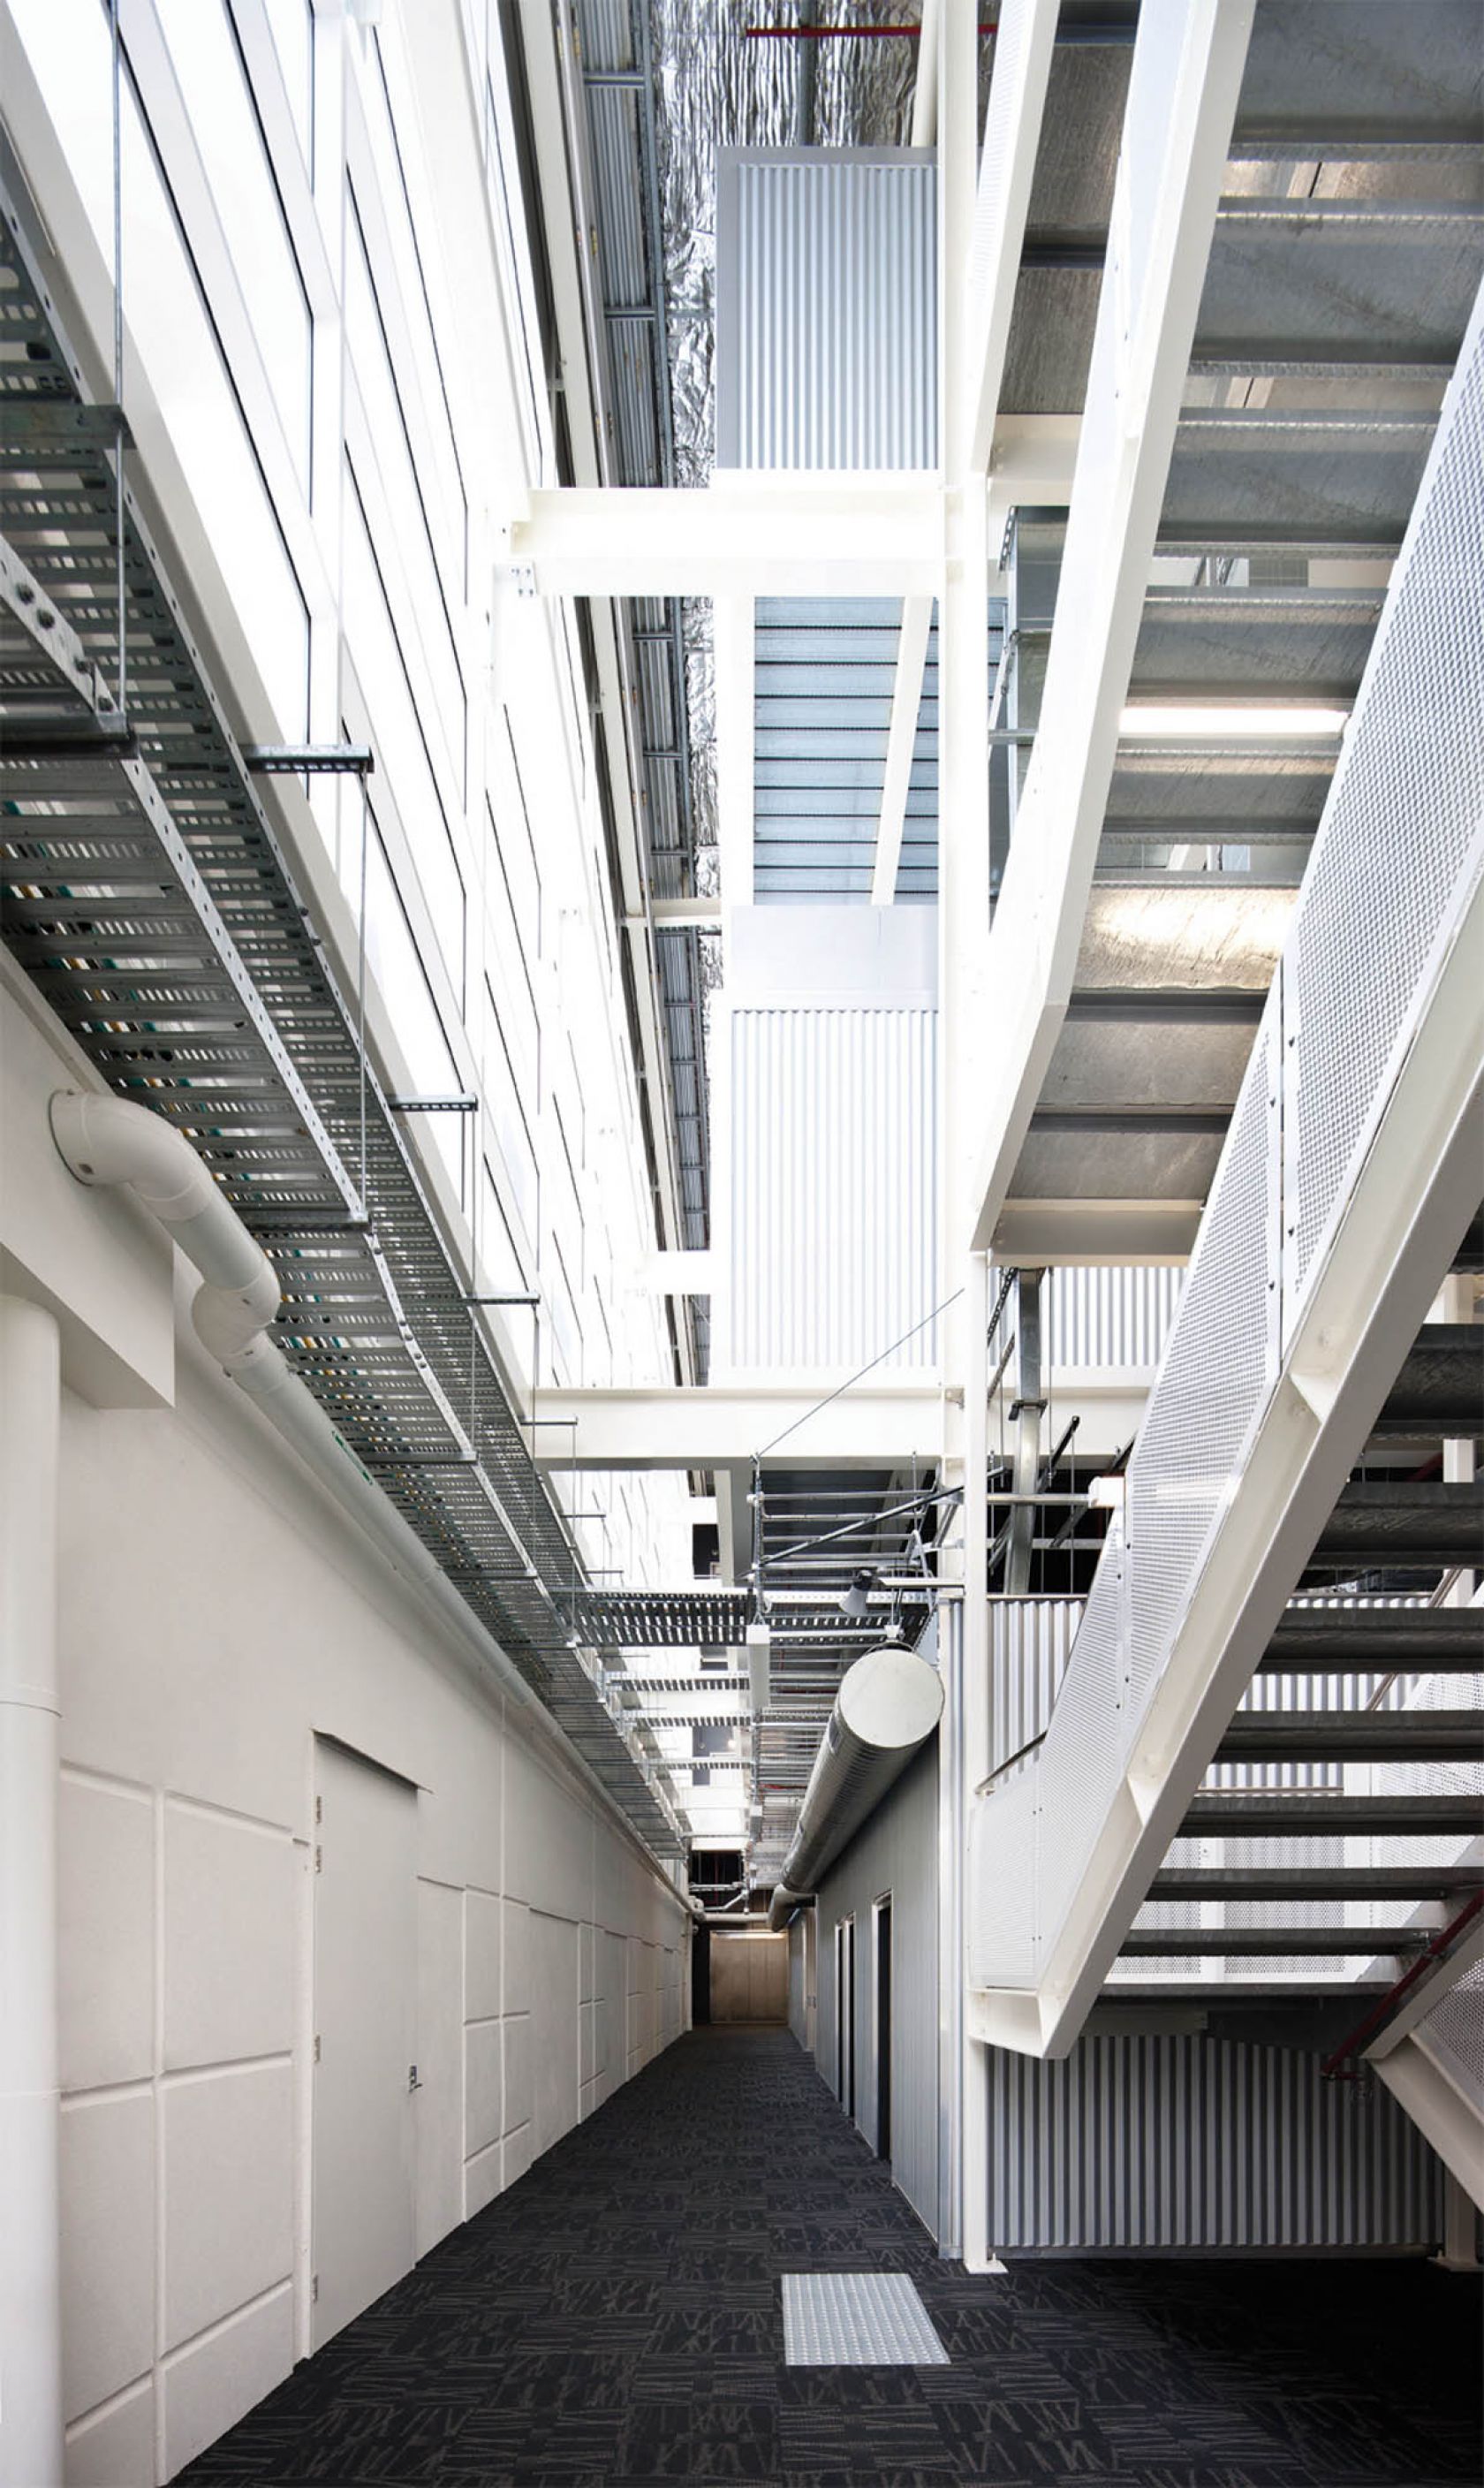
[727,1005,938,1373]
[716,151,937,470]
[986,2034,1442,2250]
[988,1266,1185,1372]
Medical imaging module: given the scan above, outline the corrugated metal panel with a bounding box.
[816,1742,939,2233]
[986,2034,1442,2250]
[727,1005,937,1372]
[587,87,650,306]
[988,1600,1079,1780]
[575,0,634,72]
[989,1266,1185,1374]
[716,151,936,470]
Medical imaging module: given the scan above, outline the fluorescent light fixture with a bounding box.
[1119,703,1349,739]
[746,1619,771,1710]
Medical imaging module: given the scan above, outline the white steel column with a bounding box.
[0,1296,63,2488]
[937,0,994,2276]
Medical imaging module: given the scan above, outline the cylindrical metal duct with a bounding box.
[768,1643,943,1929]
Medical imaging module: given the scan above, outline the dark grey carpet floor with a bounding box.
[178,2025,1482,2487]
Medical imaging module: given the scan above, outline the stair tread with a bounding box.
[1123,1927,1429,1954]
[1150,1864,1484,1898]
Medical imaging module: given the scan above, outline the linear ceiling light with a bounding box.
[1119,703,1350,738]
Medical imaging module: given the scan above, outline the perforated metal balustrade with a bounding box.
[0,197,683,1857]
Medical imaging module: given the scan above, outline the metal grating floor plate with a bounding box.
[781,2273,949,2367]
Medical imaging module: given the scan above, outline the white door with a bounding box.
[313,1739,417,2346]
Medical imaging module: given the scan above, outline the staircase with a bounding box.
[1103,1301,1482,2193]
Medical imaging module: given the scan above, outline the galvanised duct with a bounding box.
[769,1642,943,1929]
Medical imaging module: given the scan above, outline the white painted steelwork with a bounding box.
[967,284,1484,2052]
[968,0,1258,1254]
[716,153,936,472]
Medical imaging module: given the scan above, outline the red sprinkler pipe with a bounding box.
[1320,1889,1484,2081]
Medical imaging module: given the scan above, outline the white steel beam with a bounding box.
[636,898,723,929]
[1375,2034,1484,2209]
[965,0,1062,475]
[965,2,1257,1254]
[528,1384,943,1472]
[871,595,934,907]
[987,414,1079,538]
[911,0,940,147]
[509,478,942,599]
[992,1198,1201,1264]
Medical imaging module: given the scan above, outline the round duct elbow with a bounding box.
[767,1884,813,1934]
[775,1642,943,1910]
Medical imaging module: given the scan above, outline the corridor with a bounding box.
[178,2029,1480,2488]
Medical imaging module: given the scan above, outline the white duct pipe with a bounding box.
[0,1295,64,2488]
[46,1094,700,1885]
[768,1642,943,1930]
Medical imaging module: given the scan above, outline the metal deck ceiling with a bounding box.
[1000,0,1484,1241]
[999,0,1484,414]
[0,204,684,1859]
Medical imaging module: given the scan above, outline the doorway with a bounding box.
[708,1930,789,2021]
[874,1894,892,2161]
[835,1916,855,2120]
[312,1738,417,2348]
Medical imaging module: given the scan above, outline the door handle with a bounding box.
[408,2064,421,2092]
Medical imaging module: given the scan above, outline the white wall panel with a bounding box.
[726,1005,938,1374]
[159,2286,294,2481]
[162,2067,294,2352]
[58,1776,154,2095]
[417,1879,465,2257]
[59,2093,155,2423]
[503,1899,532,2014]
[64,2380,155,2488]
[531,1913,580,2155]
[465,1887,503,2022]
[716,151,936,470]
[465,2137,503,2219]
[503,2016,534,2136]
[464,2020,504,2159]
[163,1803,297,2072]
[504,1733,594,1922]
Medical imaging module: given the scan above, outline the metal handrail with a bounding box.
[1320,1890,1484,2082]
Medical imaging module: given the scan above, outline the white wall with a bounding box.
[55,1354,688,2486]
[815,1743,940,2234]
[3,969,689,2488]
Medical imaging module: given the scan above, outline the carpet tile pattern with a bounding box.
[178,2026,1482,2488]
